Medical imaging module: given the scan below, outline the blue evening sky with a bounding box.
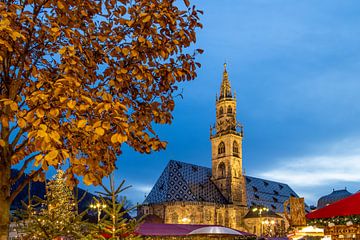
[88,0,360,206]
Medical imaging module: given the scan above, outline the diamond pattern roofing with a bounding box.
[144,160,301,212]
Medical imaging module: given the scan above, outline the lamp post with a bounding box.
[90,202,107,222]
[252,206,269,236]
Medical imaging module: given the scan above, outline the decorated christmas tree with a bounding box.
[20,170,86,239]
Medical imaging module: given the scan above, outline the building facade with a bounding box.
[138,65,303,235]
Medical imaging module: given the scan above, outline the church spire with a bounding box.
[219,63,232,100]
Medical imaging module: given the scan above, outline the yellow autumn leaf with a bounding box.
[51,27,59,33]
[62,150,70,159]
[57,1,65,9]
[10,102,18,111]
[95,127,105,136]
[36,108,45,118]
[77,119,87,128]
[81,96,93,105]
[59,96,67,103]
[59,47,66,54]
[102,121,111,130]
[79,104,89,111]
[111,133,119,143]
[44,150,58,161]
[11,31,25,41]
[83,174,93,186]
[143,15,151,23]
[122,48,129,55]
[67,100,76,109]
[49,131,61,144]
[34,155,43,167]
[17,118,26,128]
[37,130,47,138]
[0,139,5,147]
[98,35,107,41]
[93,120,102,128]
[39,124,47,131]
[117,134,128,143]
[49,108,59,117]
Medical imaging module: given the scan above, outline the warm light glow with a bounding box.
[181,217,191,224]
[298,226,324,233]
[271,220,275,225]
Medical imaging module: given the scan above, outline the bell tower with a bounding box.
[210,64,247,206]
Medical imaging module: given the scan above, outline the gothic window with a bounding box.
[171,212,178,223]
[233,141,239,154]
[218,142,225,154]
[219,107,224,115]
[218,213,223,225]
[227,106,232,114]
[218,162,226,178]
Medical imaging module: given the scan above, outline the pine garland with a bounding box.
[309,215,360,227]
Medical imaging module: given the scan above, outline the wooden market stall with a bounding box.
[134,223,256,240]
[306,192,360,240]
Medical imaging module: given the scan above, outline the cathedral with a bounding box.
[137,65,303,235]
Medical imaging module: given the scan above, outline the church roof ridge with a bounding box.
[245,175,293,188]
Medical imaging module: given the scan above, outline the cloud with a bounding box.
[132,184,153,194]
[256,137,360,188]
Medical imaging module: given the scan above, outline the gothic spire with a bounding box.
[219,63,232,100]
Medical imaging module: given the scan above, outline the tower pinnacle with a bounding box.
[219,63,232,100]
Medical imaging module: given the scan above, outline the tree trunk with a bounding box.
[0,163,11,240]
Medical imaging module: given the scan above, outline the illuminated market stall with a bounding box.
[306,192,360,240]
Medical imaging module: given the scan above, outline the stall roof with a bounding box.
[135,223,254,237]
[306,192,360,219]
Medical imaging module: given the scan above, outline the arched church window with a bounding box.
[171,212,178,223]
[227,106,232,114]
[233,141,239,153]
[218,213,223,225]
[218,162,226,178]
[218,142,225,154]
[219,107,224,115]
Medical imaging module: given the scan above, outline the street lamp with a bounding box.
[90,201,107,222]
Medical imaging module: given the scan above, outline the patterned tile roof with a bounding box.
[245,176,299,213]
[144,160,227,204]
[144,160,301,213]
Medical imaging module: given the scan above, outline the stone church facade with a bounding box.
[137,65,303,235]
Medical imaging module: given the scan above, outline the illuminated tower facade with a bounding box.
[210,64,247,206]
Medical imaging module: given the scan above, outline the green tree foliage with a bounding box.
[88,176,141,240]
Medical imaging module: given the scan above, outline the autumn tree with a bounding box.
[0,0,202,238]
